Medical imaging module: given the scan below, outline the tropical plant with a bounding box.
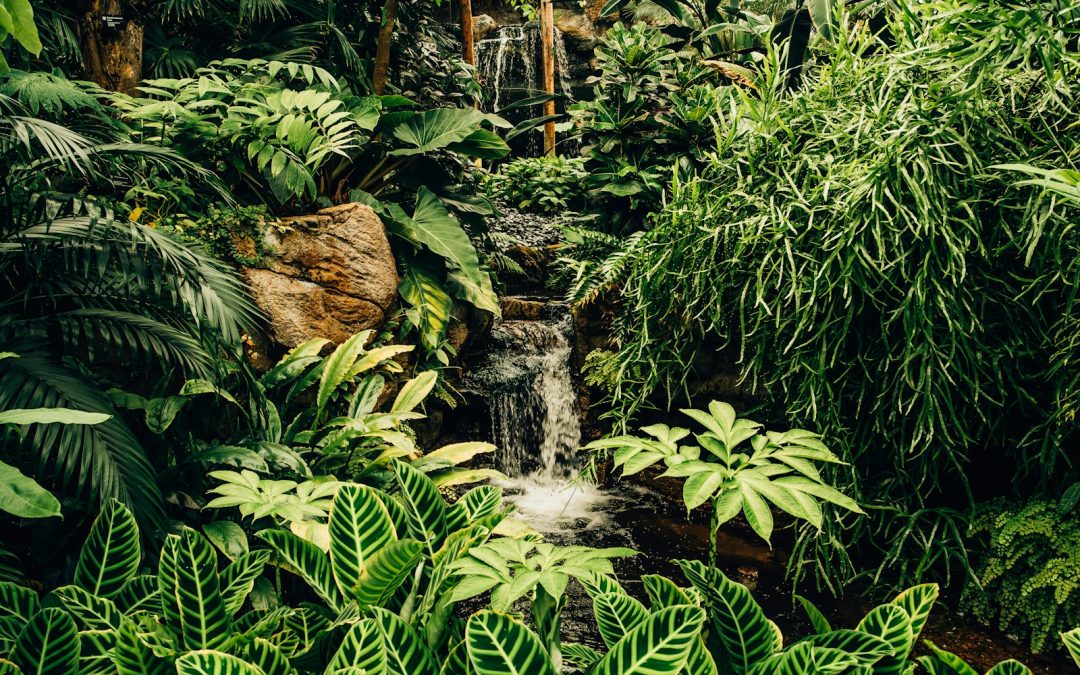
[587,401,863,546]
[0,92,259,537]
[592,0,1080,591]
[0,0,40,71]
[485,155,588,214]
[962,489,1080,653]
[0,391,109,519]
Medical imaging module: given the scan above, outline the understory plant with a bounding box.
[962,488,1080,653]
[591,0,1080,592]
[485,156,588,214]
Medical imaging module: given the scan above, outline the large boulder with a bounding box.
[473,14,499,41]
[244,203,399,348]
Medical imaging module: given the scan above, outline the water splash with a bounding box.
[464,307,616,535]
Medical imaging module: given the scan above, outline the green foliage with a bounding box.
[485,156,588,214]
[592,0,1080,591]
[0,0,41,71]
[962,493,1080,653]
[587,401,863,545]
[158,204,278,267]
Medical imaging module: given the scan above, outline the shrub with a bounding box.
[963,489,1080,653]
[594,1,1080,590]
[157,203,278,267]
[485,156,588,214]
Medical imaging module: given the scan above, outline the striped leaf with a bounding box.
[439,639,473,675]
[748,642,858,675]
[804,629,892,665]
[157,534,182,639]
[855,603,913,674]
[393,460,447,555]
[371,607,438,675]
[677,559,779,674]
[466,611,556,675]
[794,595,832,635]
[175,650,266,675]
[221,550,272,616]
[592,605,706,675]
[986,661,1033,675]
[0,581,39,641]
[1063,627,1080,668]
[281,606,330,657]
[328,484,397,595]
[447,486,503,532]
[326,618,385,675]
[578,570,626,599]
[114,619,170,675]
[244,637,297,675]
[593,592,649,648]
[257,529,342,612]
[74,499,141,599]
[165,528,230,651]
[13,608,78,675]
[115,575,159,614]
[891,584,938,645]
[54,585,123,630]
[0,660,22,674]
[78,628,117,675]
[641,575,693,610]
[917,641,978,675]
[563,643,601,671]
[354,539,423,609]
[684,637,719,675]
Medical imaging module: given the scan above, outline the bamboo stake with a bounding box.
[540,0,556,156]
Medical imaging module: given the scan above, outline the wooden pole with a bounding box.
[460,0,475,66]
[372,0,399,95]
[540,0,556,156]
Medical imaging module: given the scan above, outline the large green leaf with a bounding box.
[803,629,892,666]
[916,642,979,675]
[244,637,297,675]
[466,611,556,675]
[641,575,693,611]
[0,458,59,519]
[371,607,438,675]
[591,605,706,675]
[593,592,649,648]
[405,189,500,315]
[1064,627,1080,668]
[354,539,423,609]
[0,408,110,425]
[74,498,141,598]
[2,0,42,54]
[114,575,159,615]
[0,581,39,641]
[220,550,271,617]
[78,628,117,675]
[175,650,266,674]
[891,584,938,645]
[794,595,832,635]
[114,619,171,675]
[328,483,397,596]
[448,129,511,159]
[393,460,448,556]
[53,585,123,630]
[389,108,501,156]
[316,332,371,413]
[399,266,453,352]
[326,618,385,675]
[391,371,438,414]
[163,528,230,650]
[985,661,1034,675]
[855,603,913,674]
[677,560,779,674]
[257,529,342,612]
[13,608,78,675]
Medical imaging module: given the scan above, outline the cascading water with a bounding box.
[464,305,615,535]
[475,24,575,155]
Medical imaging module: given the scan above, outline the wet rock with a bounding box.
[554,9,599,51]
[500,296,547,320]
[474,14,498,41]
[244,202,398,348]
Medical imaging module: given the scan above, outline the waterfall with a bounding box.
[475,24,575,155]
[464,304,612,533]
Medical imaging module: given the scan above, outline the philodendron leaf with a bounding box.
[0,459,60,519]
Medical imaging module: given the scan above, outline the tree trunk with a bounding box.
[78,0,144,94]
[540,0,556,155]
[372,0,399,95]
[460,0,475,66]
